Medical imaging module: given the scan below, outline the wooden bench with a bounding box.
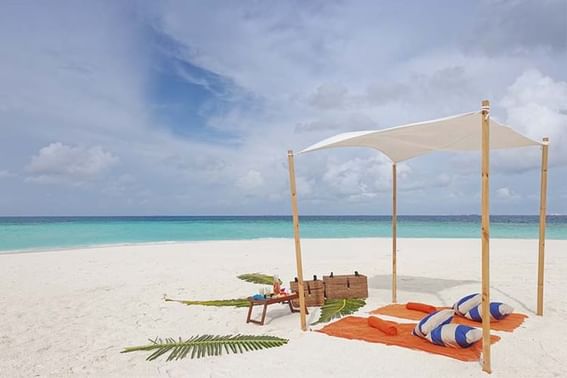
[246,293,308,325]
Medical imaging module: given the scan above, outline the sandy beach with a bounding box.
[1,238,566,377]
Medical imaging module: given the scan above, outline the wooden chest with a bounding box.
[290,278,325,307]
[323,273,368,299]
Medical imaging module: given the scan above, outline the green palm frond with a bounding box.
[165,298,249,308]
[312,298,366,325]
[237,273,282,285]
[122,334,288,361]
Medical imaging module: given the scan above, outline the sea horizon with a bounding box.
[1,213,565,217]
[1,215,566,253]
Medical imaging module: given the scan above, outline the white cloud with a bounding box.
[322,155,393,198]
[26,143,118,183]
[502,70,567,111]
[499,69,567,169]
[501,70,567,143]
[496,187,520,200]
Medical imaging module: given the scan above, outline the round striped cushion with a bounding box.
[464,302,514,322]
[453,293,482,316]
[412,309,454,338]
[426,324,482,348]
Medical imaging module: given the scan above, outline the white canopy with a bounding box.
[301,111,541,162]
[287,102,549,374]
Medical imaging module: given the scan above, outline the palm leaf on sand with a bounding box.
[165,298,249,308]
[122,334,288,361]
[312,298,366,325]
[237,273,282,285]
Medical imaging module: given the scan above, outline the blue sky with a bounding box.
[0,1,566,216]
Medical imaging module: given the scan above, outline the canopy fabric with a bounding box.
[300,111,541,162]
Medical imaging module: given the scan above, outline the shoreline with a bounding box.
[0,235,561,255]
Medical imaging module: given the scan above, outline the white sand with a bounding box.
[1,238,566,377]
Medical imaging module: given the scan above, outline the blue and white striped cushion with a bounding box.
[453,293,481,316]
[413,309,454,338]
[464,302,514,322]
[426,324,482,348]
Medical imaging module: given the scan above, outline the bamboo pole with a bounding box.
[537,137,549,316]
[480,100,491,373]
[287,150,307,331]
[392,163,397,303]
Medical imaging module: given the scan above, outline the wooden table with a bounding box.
[246,293,308,325]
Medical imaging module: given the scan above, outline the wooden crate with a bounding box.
[290,279,325,307]
[323,273,368,299]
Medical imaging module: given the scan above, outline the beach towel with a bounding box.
[371,303,527,332]
[318,316,500,362]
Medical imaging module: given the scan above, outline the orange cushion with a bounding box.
[367,316,398,336]
[407,302,437,313]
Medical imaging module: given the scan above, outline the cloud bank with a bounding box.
[0,1,566,215]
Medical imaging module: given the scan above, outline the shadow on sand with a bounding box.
[368,275,534,314]
[368,274,478,306]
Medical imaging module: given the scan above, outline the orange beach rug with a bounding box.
[318,316,500,362]
[370,304,527,332]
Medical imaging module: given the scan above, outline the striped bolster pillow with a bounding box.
[426,324,482,348]
[413,309,454,338]
[465,302,514,322]
[453,293,482,316]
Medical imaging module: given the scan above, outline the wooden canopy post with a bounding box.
[392,163,398,303]
[480,100,491,373]
[287,150,307,331]
[537,137,549,316]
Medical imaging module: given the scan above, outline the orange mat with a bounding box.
[318,316,500,362]
[370,304,527,332]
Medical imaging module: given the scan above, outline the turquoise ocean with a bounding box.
[0,216,566,253]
